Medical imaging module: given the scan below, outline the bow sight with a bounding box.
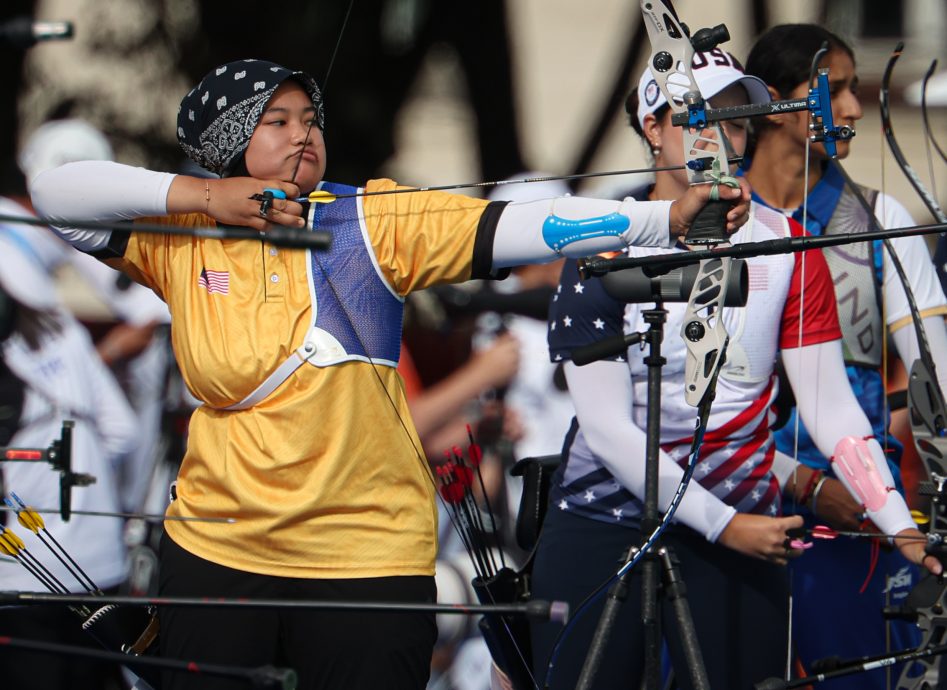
[667,69,855,160]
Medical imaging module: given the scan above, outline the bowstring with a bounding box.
[783,41,833,681]
[289,0,355,185]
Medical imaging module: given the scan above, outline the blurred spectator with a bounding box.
[19,118,174,517]
[0,196,137,690]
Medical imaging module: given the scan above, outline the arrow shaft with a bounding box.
[294,159,746,203]
[36,530,99,594]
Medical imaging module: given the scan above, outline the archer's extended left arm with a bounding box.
[489,181,748,269]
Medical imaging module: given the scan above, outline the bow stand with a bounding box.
[568,258,748,690]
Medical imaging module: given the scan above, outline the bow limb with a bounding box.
[877,44,947,519]
[822,70,944,690]
[545,6,735,688]
[877,42,947,690]
[822,159,947,549]
[919,59,945,207]
[921,59,947,166]
[881,43,947,224]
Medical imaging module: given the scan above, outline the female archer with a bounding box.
[529,50,941,690]
[744,24,947,689]
[29,59,750,690]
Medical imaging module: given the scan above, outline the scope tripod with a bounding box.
[572,304,710,690]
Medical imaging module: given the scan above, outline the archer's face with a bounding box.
[787,49,862,160]
[244,81,326,193]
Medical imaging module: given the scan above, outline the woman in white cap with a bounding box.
[0,216,138,689]
[528,51,939,690]
[743,24,947,689]
[29,58,751,689]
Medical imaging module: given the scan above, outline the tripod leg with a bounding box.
[659,546,711,690]
[642,548,662,689]
[575,546,639,690]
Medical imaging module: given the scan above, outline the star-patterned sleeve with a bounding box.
[548,258,626,363]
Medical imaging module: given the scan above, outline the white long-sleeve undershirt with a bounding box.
[780,338,916,536]
[891,314,947,396]
[30,162,175,251]
[570,337,917,542]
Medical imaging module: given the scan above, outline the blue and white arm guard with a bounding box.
[490,195,673,269]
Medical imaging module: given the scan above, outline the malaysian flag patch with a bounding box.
[198,267,229,295]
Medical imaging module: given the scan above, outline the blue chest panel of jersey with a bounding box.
[308,182,403,365]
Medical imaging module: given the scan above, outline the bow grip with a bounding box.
[685,198,732,245]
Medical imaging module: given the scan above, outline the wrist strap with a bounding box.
[810,474,829,517]
[798,469,824,505]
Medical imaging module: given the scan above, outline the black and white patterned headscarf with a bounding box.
[177,59,324,177]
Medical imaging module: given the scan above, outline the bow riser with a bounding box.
[908,360,947,532]
[639,0,732,191]
[679,258,730,405]
[639,0,736,407]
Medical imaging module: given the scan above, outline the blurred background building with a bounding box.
[1,0,943,225]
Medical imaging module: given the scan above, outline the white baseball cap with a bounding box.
[634,50,770,130]
[18,119,114,184]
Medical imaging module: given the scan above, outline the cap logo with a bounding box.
[692,48,736,71]
[644,79,660,106]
